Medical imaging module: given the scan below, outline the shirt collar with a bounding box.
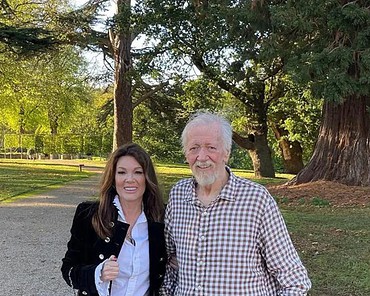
[113,195,147,223]
[187,166,237,203]
[220,166,237,202]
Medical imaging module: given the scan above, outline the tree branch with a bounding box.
[191,53,256,110]
[232,131,255,150]
[133,81,169,108]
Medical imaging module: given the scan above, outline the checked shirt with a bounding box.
[161,167,311,295]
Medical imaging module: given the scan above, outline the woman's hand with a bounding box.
[100,255,119,282]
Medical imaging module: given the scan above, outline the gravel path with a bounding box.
[0,173,102,296]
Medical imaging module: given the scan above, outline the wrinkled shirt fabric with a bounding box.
[161,167,311,295]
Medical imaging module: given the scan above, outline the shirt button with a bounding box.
[99,254,104,260]
[200,235,205,240]
[197,285,202,290]
[82,291,88,295]
[104,237,110,243]
[202,211,208,216]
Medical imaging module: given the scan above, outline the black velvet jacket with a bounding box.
[61,201,166,296]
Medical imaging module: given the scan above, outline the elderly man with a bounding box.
[161,111,311,295]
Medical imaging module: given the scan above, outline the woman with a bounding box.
[61,143,166,296]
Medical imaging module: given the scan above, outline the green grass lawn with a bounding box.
[283,206,370,296]
[0,159,94,202]
[1,160,369,295]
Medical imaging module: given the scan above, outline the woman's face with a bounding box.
[115,155,146,204]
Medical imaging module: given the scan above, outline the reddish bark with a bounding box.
[289,96,370,186]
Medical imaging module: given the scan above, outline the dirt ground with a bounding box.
[266,180,370,207]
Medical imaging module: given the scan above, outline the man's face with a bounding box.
[184,123,229,186]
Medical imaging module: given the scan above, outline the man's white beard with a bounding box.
[193,161,218,186]
[195,173,217,186]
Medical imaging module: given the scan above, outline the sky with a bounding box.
[71,0,116,15]
[69,0,115,79]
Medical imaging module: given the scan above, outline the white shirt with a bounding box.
[95,196,150,296]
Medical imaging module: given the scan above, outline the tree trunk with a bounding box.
[48,110,58,135]
[18,105,26,134]
[248,132,275,178]
[289,96,370,186]
[233,127,275,178]
[271,123,304,174]
[112,0,133,151]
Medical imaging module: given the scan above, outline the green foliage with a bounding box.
[0,0,58,55]
[274,0,370,101]
[133,78,223,162]
[268,79,322,161]
[0,46,92,135]
[1,133,111,158]
[228,143,254,170]
[311,196,331,207]
[133,94,184,163]
[140,0,326,177]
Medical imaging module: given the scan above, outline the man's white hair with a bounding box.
[181,110,232,154]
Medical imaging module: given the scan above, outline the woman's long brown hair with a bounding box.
[92,143,164,239]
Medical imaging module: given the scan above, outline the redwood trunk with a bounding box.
[289,96,370,186]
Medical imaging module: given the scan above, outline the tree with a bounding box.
[276,0,370,186]
[0,0,94,137]
[58,0,170,150]
[144,0,312,177]
[0,47,90,135]
[0,0,58,55]
[103,0,132,150]
[268,79,322,173]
